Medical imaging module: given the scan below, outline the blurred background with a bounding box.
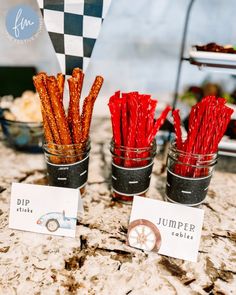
[1,0,236,116]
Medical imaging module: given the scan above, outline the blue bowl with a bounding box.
[0,109,44,152]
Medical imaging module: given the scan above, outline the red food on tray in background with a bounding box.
[195,43,236,54]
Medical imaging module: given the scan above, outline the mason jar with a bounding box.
[43,140,90,196]
[110,140,157,203]
[166,141,217,206]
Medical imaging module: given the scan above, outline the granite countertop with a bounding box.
[0,118,235,295]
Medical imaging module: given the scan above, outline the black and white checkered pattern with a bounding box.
[37,0,111,74]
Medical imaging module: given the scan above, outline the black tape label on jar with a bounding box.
[46,156,89,189]
[166,169,212,205]
[111,162,154,196]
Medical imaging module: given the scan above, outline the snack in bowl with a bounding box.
[0,91,43,151]
[33,68,103,193]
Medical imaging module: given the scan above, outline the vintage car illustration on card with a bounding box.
[36,210,76,232]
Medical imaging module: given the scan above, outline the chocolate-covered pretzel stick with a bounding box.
[81,76,104,142]
[57,73,65,100]
[46,76,72,145]
[68,77,83,144]
[33,73,61,144]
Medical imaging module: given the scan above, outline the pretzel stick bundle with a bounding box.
[46,76,72,145]
[33,73,65,163]
[81,76,104,142]
[47,76,76,163]
[33,68,103,165]
[33,73,61,145]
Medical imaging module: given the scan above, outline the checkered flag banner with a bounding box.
[37,0,111,74]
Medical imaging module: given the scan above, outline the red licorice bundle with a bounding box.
[173,96,234,177]
[108,91,171,167]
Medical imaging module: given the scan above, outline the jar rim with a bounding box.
[43,138,90,148]
[43,139,91,156]
[110,139,156,152]
[170,140,218,158]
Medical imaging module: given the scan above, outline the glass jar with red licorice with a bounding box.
[110,140,157,203]
[166,141,217,206]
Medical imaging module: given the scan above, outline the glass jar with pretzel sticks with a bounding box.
[43,140,90,196]
[33,68,104,197]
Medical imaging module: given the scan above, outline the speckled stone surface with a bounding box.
[0,118,235,295]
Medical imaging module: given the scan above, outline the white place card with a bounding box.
[9,183,83,237]
[127,196,204,262]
